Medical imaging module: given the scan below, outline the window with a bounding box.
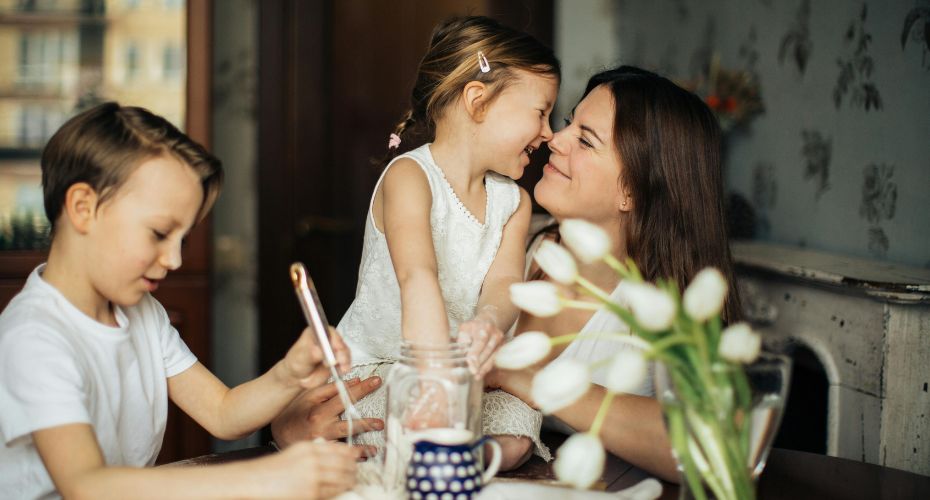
[0,0,187,250]
[124,42,140,81]
[162,43,182,81]
[17,31,69,88]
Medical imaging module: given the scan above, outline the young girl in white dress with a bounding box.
[337,16,560,469]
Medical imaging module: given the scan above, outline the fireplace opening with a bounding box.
[773,344,828,454]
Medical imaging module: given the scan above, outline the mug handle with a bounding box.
[472,436,502,483]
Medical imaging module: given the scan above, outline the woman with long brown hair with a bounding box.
[271,65,739,482]
[486,65,741,482]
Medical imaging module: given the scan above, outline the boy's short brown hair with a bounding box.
[41,102,223,231]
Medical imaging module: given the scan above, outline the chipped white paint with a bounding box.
[734,241,930,299]
[734,241,930,476]
[880,304,930,475]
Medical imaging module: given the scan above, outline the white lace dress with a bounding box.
[338,144,551,460]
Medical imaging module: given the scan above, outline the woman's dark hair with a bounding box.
[583,66,741,322]
[390,15,560,151]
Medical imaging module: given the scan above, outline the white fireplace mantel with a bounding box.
[732,241,930,476]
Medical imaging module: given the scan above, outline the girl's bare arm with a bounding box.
[379,159,450,344]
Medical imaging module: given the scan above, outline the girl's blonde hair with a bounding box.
[392,16,560,149]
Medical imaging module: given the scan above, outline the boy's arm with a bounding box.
[460,188,532,375]
[380,159,450,344]
[168,328,348,440]
[33,423,358,499]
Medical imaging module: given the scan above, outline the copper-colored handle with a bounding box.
[289,262,337,367]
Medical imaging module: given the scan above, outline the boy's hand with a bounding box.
[258,440,358,498]
[283,327,352,388]
[457,306,504,379]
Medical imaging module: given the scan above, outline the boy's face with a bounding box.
[86,154,203,307]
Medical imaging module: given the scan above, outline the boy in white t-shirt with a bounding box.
[0,103,359,499]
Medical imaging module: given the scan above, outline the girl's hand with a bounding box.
[257,440,358,499]
[404,380,452,430]
[457,305,505,379]
[283,327,352,388]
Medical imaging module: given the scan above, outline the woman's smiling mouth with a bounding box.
[544,162,570,179]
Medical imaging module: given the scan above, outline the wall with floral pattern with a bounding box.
[557,0,930,267]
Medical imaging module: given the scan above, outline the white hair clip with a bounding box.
[477,51,491,73]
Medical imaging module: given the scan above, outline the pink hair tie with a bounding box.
[388,133,401,149]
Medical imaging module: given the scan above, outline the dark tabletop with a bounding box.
[165,432,930,499]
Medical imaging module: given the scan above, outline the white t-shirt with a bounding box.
[0,265,197,499]
[554,283,655,397]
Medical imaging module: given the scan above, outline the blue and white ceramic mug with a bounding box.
[405,428,502,500]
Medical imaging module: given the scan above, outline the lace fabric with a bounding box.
[337,143,520,365]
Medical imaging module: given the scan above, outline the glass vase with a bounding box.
[655,352,791,500]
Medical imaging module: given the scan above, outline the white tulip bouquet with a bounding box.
[496,219,763,500]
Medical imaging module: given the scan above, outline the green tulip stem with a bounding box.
[589,390,615,438]
[549,333,579,346]
[548,332,650,351]
[587,356,613,371]
[602,254,631,279]
[560,299,603,311]
[575,276,612,302]
[708,316,723,352]
[648,333,694,353]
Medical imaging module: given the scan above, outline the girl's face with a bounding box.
[476,70,558,180]
[86,154,203,308]
[534,84,628,224]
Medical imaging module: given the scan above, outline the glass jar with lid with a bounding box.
[381,340,482,490]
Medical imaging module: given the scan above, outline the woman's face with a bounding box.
[534,84,629,224]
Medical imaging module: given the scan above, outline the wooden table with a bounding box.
[167,432,930,499]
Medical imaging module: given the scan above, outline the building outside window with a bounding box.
[0,0,186,250]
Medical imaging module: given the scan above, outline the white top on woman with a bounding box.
[525,226,655,397]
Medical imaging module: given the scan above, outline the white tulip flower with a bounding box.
[531,359,590,414]
[534,240,578,285]
[494,332,552,370]
[605,349,648,394]
[718,322,761,363]
[616,281,677,332]
[560,219,611,263]
[553,433,605,489]
[510,281,563,317]
[683,267,728,322]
